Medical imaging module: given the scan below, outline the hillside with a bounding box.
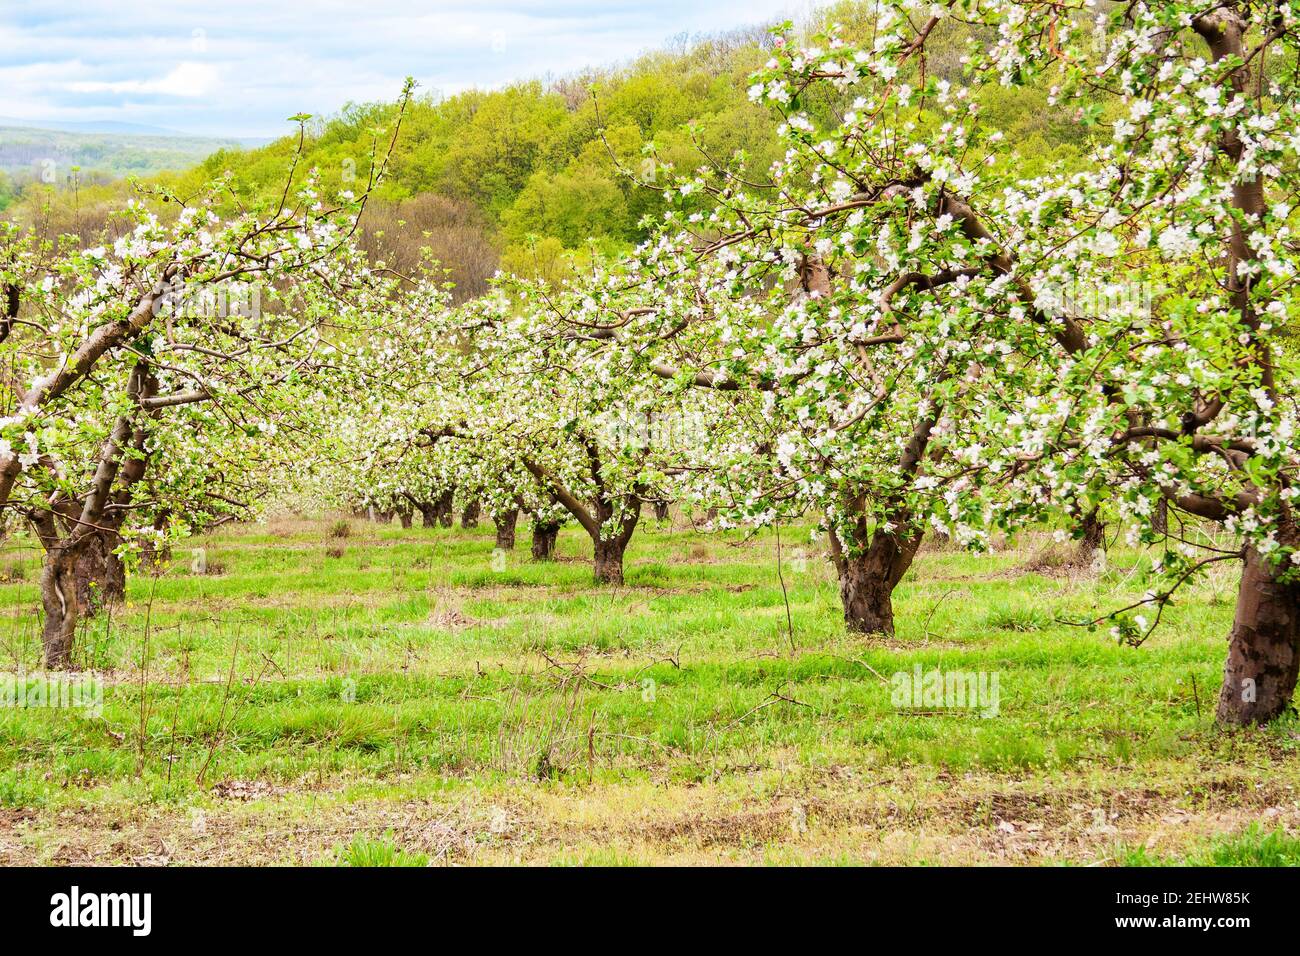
[0,124,248,187]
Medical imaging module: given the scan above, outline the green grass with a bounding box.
[1120,825,1300,867]
[0,515,1295,865]
[332,833,430,867]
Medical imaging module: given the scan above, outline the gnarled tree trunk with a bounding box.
[101,540,127,604]
[397,506,414,529]
[435,488,455,528]
[73,529,126,612]
[494,507,519,550]
[461,499,480,529]
[1190,9,1297,725]
[587,490,640,585]
[1068,509,1106,568]
[1216,546,1300,725]
[520,449,639,583]
[827,527,921,635]
[531,519,559,560]
[34,363,157,665]
[418,501,439,527]
[40,545,79,669]
[594,538,628,585]
[653,500,670,521]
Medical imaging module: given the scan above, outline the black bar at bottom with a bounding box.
[0,865,1281,942]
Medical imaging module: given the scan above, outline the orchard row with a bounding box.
[2,2,1297,724]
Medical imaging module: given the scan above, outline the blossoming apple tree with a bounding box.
[688,0,1300,723]
[1,87,420,666]
[438,272,714,584]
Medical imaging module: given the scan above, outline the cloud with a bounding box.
[0,0,815,137]
[66,62,220,98]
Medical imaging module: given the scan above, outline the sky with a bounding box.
[0,0,817,139]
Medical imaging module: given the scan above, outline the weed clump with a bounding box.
[985,605,1051,631]
[334,833,428,867]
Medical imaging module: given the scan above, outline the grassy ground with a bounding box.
[0,515,1296,866]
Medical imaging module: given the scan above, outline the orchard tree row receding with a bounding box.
[3,2,1298,727]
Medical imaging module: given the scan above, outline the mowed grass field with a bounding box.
[0,515,1297,866]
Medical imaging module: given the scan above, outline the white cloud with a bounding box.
[66,62,220,98]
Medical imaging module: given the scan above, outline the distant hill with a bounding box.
[0,116,190,137]
[0,124,259,182]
